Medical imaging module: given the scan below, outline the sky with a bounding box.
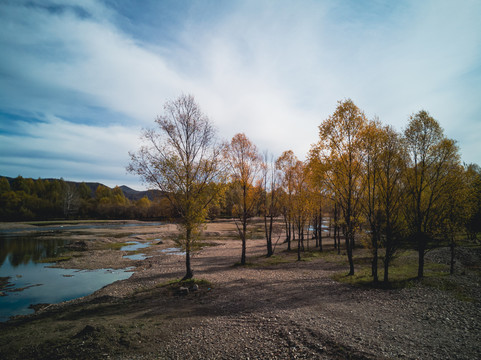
[0,0,480,190]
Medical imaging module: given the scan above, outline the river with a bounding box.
[0,222,162,322]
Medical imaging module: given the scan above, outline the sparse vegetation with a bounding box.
[37,255,73,264]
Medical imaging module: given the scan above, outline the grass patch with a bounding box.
[262,255,292,266]
[329,249,475,301]
[331,267,374,286]
[98,242,130,250]
[330,251,426,289]
[111,233,134,239]
[245,248,348,267]
[38,255,73,263]
[300,250,328,261]
[233,261,256,267]
[302,249,347,264]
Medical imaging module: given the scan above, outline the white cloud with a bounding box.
[1,0,480,189]
[0,1,189,123]
[0,116,143,187]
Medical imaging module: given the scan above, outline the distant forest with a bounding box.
[0,176,171,221]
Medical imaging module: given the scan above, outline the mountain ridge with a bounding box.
[1,175,162,201]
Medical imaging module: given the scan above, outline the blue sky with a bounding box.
[1,0,480,190]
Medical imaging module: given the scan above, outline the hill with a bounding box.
[1,176,162,201]
[119,185,163,201]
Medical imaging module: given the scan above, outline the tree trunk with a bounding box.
[291,224,295,250]
[183,228,193,280]
[383,254,390,284]
[306,222,310,251]
[241,219,247,265]
[372,235,378,283]
[286,219,291,251]
[297,235,301,261]
[329,217,332,238]
[333,223,337,249]
[346,235,354,275]
[335,225,340,254]
[450,240,455,275]
[183,248,193,280]
[337,230,341,254]
[319,211,323,252]
[267,215,274,257]
[264,214,273,257]
[417,234,425,279]
[241,185,247,265]
[299,220,305,251]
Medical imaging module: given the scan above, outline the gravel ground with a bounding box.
[114,223,480,359]
[1,220,480,359]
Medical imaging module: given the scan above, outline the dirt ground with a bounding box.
[0,219,480,359]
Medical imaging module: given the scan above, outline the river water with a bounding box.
[0,222,161,322]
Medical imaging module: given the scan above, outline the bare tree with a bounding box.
[224,133,262,265]
[62,181,80,218]
[260,151,281,257]
[128,94,226,279]
[276,150,298,251]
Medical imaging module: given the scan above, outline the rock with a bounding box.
[28,303,51,312]
[73,324,105,339]
[192,284,199,291]
[178,286,189,295]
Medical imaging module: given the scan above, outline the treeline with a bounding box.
[0,176,171,221]
[127,95,481,282]
[219,100,481,282]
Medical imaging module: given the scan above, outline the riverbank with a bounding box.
[0,219,480,359]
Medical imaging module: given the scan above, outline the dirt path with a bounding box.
[0,220,480,359]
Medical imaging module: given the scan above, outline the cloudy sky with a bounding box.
[1,0,480,190]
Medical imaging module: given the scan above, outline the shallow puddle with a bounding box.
[121,241,152,261]
[120,241,151,252]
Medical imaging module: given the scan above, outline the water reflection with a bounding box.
[0,233,70,267]
[121,241,152,261]
[0,232,133,322]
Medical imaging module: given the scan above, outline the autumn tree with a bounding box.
[313,99,367,275]
[437,164,472,274]
[224,133,262,265]
[359,119,384,283]
[403,110,461,279]
[377,125,407,283]
[0,177,10,194]
[306,150,326,252]
[128,94,226,279]
[291,159,311,261]
[276,150,298,251]
[466,164,481,242]
[260,152,281,257]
